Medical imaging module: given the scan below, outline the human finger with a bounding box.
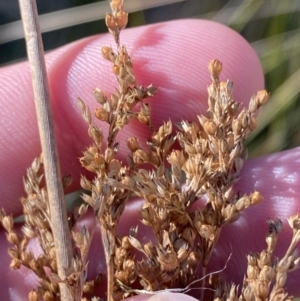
[0,19,264,216]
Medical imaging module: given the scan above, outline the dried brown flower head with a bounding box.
[1,1,300,301]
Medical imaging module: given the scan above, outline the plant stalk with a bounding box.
[18,0,73,300]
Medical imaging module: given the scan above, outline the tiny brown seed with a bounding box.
[93,88,107,104]
[203,120,217,136]
[105,13,117,31]
[116,11,128,30]
[95,108,109,122]
[208,59,222,77]
[127,137,139,152]
[250,191,263,205]
[256,89,269,106]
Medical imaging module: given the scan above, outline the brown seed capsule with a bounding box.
[277,256,293,272]
[50,259,57,271]
[49,247,56,259]
[118,48,128,64]
[127,170,141,190]
[168,150,186,167]
[222,204,238,222]
[287,213,300,230]
[83,280,95,294]
[208,59,222,77]
[104,148,114,163]
[258,250,271,267]
[250,191,263,205]
[220,139,228,154]
[232,119,242,135]
[137,112,149,124]
[220,81,227,94]
[234,196,250,211]
[199,224,215,241]
[113,64,120,75]
[249,116,257,131]
[254,280,269,299]
[203,120,217,136]
[62,174,72,189]
[118,65,127,79]
[265,232,277,253]
[7,232,19,245]
[157,248,178,272]
[28,290,39,301]
[38,254,50,267]
[101,46,115,62]
[8,248,19,259]
[249,95,257,113]
[43,291,54,301]
[116,11,128,30]
[121,236,131,250]
[111,93,119,108]
[2,215,14,232]
[10,258,22,269]
[247,264,259,279]
[226,80,234,96]
[243,286,254,301]
[276,271,287,288]
[127,137,139,152]
[95,108,109,122]
[93,88,107,104]
[108,159,121,175]
[110,0,123,11]
[105,13,117,31]
[22,225,36,238]
[20,237,29,251]
[125,73,136,86]
[209,140,218,156]
[73,231,84,247]
[247,254,257,266]
[242,113,249,128]
[260,265,275,282]
[256,89,269,106]
[228,102,239,116]
[88,125,103,145]
[45,230,53,243]
[101,46,111,60]
[183,159,197,174]
[177,244,189,262]
[149,151,160,167]
[133,149,149,164]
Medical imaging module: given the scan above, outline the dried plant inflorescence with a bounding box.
[1,0,300,301]
[0,157,94,301]
[237,216,300,301]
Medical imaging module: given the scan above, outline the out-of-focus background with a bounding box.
[1,0,300,158]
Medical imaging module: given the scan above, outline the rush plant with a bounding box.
[1,1,300,301]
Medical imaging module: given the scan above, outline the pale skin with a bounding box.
[1,19,300,300]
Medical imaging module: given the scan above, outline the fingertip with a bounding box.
[1,19,264,215]
[128,293,198,301]
[238,147,300,219]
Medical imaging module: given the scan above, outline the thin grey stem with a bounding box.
[18,0,73,300]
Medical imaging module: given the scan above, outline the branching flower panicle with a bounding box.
[1,1,300,301]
